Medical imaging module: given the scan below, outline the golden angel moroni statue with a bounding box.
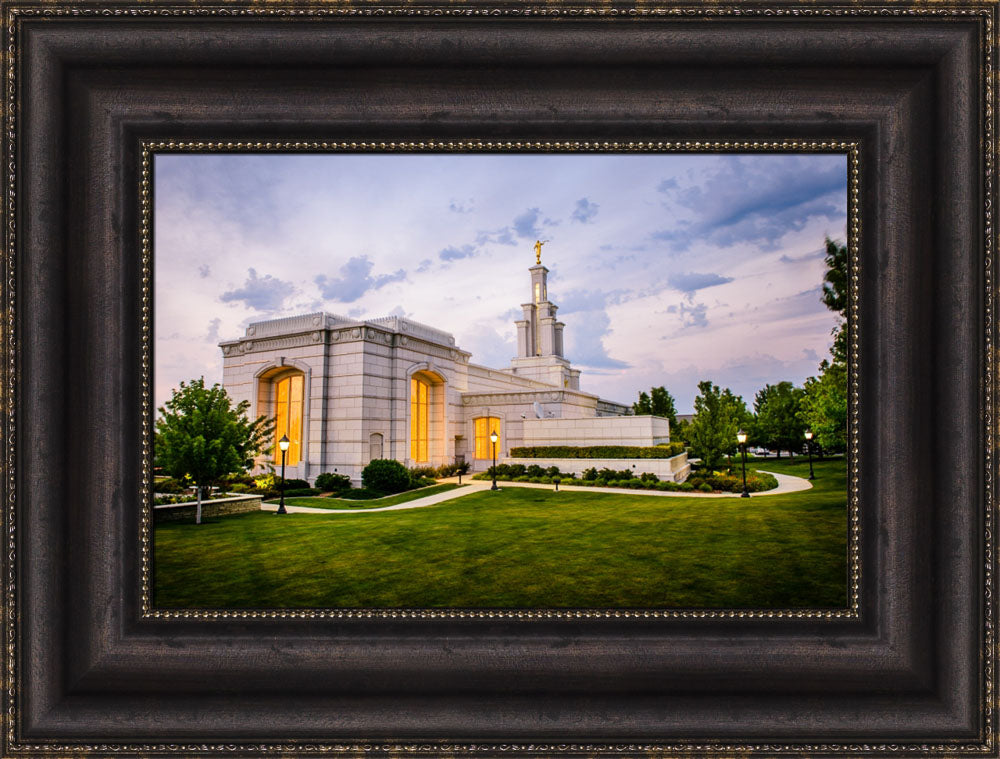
[534,239,548,264]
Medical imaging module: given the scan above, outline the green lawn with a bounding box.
[154,457,847,609]
[270,483,463,510]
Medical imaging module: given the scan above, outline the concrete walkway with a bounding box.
[259,470,812,515]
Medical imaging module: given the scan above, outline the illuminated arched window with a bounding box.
[474,417,501,459]
[410,377,429,462]
[273,374,303,466]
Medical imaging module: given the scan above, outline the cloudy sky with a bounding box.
[154,152,847,415]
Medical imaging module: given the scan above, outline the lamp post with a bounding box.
[490,430,499,491]
[737,429,750,498]
[277,434,290,514]
[804,429,815,480]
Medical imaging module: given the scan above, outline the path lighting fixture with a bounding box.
[553,477,560,492]
[736,429,750,499]
[277,434,290,514]
[490,430,499,491]
[804,429,816,480]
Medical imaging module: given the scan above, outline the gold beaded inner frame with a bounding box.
[139,139,862,622]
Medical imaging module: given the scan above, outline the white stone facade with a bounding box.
[220,260,670,485]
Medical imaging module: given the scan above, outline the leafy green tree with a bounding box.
[822,237,849,364]
[721,388,753,469]
[800,359,848,454]
[649,386,679,428]
[671,417,691,445]
[689,381,746,470]
[633,386,679,435]
[753,381,806,459]
[155,378,272,524]
[632,390,652,415]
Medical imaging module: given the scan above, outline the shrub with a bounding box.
[254,473,276,492]
[526,464,546,477]
[155,478,186,494]
[408,466,438,480]
[218,471,256,487]
[227,483,254,494]
[698,483,713,493]
[514,475,531,483]
[410,476,436,488]
[544,466,561,477]
[626,478,645,489]
[679,482,695,492]
[315,472,352,492]
[593,479,607,487]
[361,459,411,494]
[509,443,686,459]
[582,467,598,481]
[284,487,320,497]
[276,477,310,490]
[153,494,197,505]
[434,462,471,478]
[640,472,659,483]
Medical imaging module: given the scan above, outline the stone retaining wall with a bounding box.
[502,452,690,483]
[153,494,263,524]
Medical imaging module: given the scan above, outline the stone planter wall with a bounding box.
[153,494,263,524]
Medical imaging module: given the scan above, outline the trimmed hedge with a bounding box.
[509,444,686,459]
[315,472,352,492]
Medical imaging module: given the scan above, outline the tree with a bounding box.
[800,359,848,453]
[753,381,806,458]
[649,386,679,429]
[689,380,746,470]
[632,386,679,431]
[155,378,272,524]
[632,391,652,415]
[671,417,691,446]
[822,237,849,364]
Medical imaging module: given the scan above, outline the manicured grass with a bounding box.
[271,483,463,510]
[154,458,847,609]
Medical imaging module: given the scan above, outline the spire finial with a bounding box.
[534,239,548,265]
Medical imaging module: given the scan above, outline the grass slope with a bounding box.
[154,458,847,609]
[272,483,462,510]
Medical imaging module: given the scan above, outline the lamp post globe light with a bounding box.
[804,429,815,480]
[277,434,290,515]
[489,430,499,491]
[736,429,750,499]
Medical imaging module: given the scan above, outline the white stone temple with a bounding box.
[219,247,672,484]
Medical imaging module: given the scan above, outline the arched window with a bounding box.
[474,417,501,459]
[410,377,429,462]
[273,373,304,466]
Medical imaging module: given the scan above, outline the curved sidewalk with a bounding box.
[259,470,811,515]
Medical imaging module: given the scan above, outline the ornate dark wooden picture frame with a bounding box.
[2,2,995,755]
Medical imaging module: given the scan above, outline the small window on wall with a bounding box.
[274,374,303,466]
[474,417,501,459]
